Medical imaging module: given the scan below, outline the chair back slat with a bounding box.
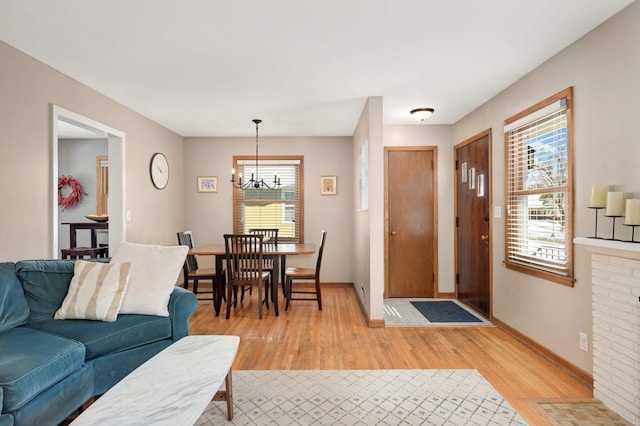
[315,230,328,278]
[248,228,279,244]
[224,234,264,283]
[177,231,198,272]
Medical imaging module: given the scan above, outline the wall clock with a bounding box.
[150,152,169,190]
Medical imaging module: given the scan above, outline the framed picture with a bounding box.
[320,175,337,195]
[197,176,218,193]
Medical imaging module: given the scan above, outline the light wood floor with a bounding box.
[190,286,592,424]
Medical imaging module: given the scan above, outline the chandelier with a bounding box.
[231,119,281,190]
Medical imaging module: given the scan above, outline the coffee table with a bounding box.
[71,335,239,425]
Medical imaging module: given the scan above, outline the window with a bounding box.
[504,87,574,286]
[233,156,304,242]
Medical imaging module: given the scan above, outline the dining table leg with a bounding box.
[280,255,287,296]
[268,255,279,316]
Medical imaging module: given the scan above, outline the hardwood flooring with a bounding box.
[190,286,592,424]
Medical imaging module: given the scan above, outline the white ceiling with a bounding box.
[0,0,635,137]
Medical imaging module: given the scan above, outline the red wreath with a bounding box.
[58,175,87,211]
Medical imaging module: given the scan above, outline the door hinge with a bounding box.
[455,160,458,170]
[433,272,435,283]
[431,159,434,170]
[455,216,459,227]
[455,273,460,285]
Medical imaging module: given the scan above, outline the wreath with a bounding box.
[58,175,87,211]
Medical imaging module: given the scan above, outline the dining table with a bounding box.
[189,242,316,316]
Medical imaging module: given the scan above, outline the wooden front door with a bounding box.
[385,147,436,297]
[455,131,491,318]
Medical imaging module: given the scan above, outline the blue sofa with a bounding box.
[0,260,198,426]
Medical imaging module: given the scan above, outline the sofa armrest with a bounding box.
[167,286,198,341]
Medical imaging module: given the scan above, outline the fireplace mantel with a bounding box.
[574,237,640,259]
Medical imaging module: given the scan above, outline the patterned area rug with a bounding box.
[384,298,491,326]
[531,398,632,425]
[197,369,527,425]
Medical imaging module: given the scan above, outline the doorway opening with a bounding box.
[51,105,126,258]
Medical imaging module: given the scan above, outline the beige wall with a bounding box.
[182,135,355,283]
[352,97,384,321]
[452,1,640,373]
[0,41,184,261]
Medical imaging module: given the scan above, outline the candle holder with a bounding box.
[605,215,623,241]
[588,207,604,239]
[624,224,640,243]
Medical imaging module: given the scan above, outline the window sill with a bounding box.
[504,261,575,287]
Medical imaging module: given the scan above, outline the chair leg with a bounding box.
[285,277,292,311]
[257,282,263,320]
[226,284,233,319]
[316,278,322,311]
[193,278,199,296]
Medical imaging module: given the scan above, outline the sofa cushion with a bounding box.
[55,260,132,322]
[25,314,171,360]
[16,260,75,322]
[0,327,85,412]
[0,263,29,332]
[110,242,188,317]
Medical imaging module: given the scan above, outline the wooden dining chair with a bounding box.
[284,230,327,311]
[223,234,274,319]
[246,228,279,299]
[177,231,221,305]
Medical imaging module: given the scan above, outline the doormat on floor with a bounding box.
[531,398,632,425]
[383,298,491,326]
[198,369,527,425]
[411,300,483,323]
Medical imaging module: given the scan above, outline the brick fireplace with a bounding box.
[575,237,640,425]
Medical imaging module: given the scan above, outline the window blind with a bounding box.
[505,101,570,276]
[233,157,303,242]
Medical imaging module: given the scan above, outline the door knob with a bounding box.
[390,231,398,236]
[481,234,489,241]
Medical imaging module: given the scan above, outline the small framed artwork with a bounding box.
[197,176,218,193]
[320,175,337,195]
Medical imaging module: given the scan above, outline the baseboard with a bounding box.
[350,285,385,328]
[437,292,456,298]
[492,316,593,390]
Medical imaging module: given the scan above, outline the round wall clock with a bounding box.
[150,152,169,190]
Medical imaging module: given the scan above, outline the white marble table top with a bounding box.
[72,335,240,426]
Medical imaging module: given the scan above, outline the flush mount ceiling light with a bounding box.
[410,108,435,122]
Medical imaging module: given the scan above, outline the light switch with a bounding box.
[494,206,502,219]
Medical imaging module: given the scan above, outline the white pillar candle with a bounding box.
[589,184,607,208]
[606,192,625,216]
[624,199,640,225]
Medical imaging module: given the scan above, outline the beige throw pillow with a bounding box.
[110,242,188,317]
[55,260,131,322]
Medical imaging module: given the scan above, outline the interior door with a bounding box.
[386,147,436,297]
[455,132,491,318]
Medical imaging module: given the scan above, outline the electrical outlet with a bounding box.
[126,209,131,221]
[579,332,589,352]
[360,285,365,298]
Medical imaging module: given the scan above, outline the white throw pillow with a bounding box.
[110,242,188,316]
[55,260,132,322]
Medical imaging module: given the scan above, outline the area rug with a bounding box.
[197,369,527,425]
[384,298,491,326]
[531,398,632,425]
